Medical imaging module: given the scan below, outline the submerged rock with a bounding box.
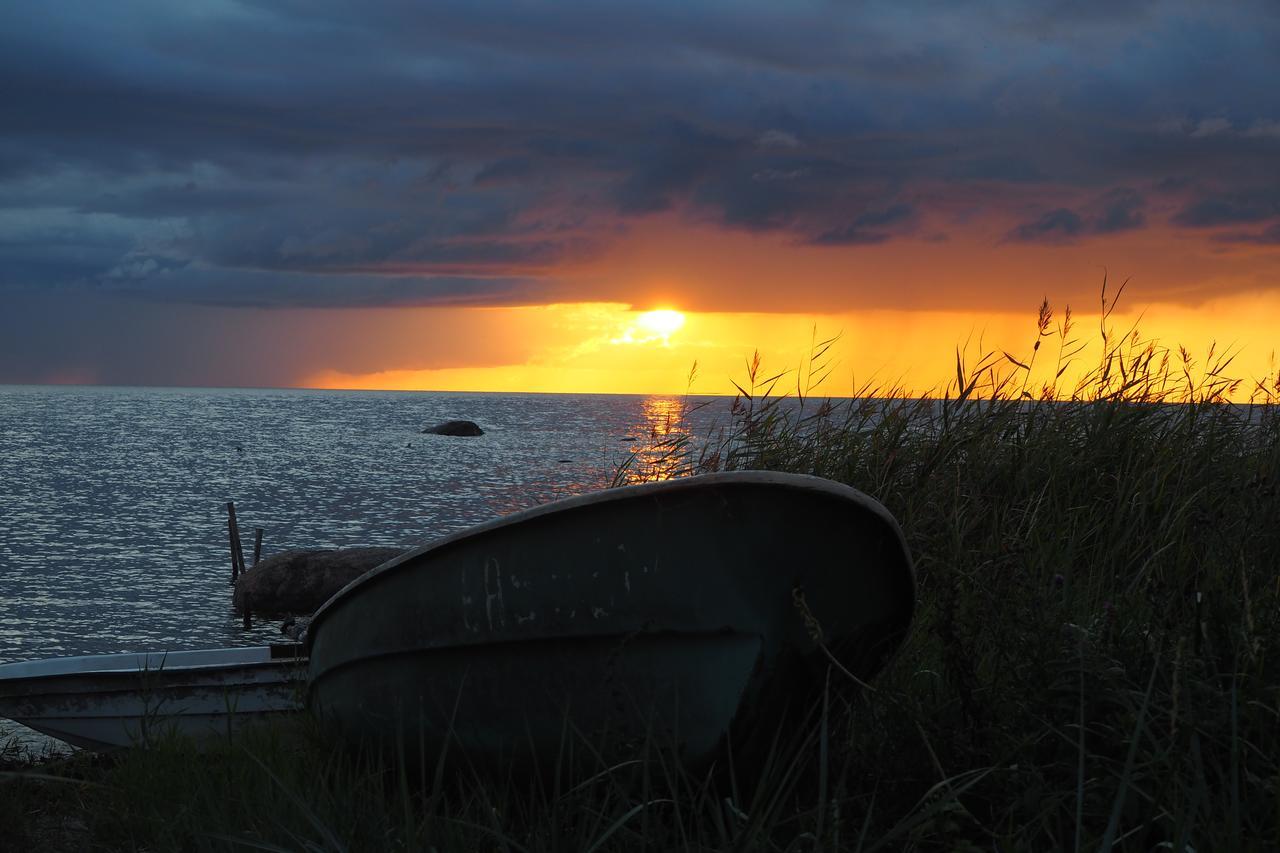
[234,547,403,615]
[422,419,484,436]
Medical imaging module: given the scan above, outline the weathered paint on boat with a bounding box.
[307,471,914,766]
[0,645,306,751]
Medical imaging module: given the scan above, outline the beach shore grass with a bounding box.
[4,287,1279,851]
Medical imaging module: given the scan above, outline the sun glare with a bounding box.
[636,309,685,339]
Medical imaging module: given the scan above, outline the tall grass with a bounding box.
[622,280,1280,849]
[4,282,1278,850]
[1,707,873,852]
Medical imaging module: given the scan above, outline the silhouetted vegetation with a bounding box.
[5,282,1279,850]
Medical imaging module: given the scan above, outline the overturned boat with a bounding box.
[307,471,915,767]
[0,644,306,751]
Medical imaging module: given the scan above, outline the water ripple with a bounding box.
[0,386,732,663]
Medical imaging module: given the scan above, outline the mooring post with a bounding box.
[252,528,263,567]
[226,502,243,581]
[227,501,245,583]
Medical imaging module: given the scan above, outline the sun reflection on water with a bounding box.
[614,396,697,484]
[643,397,685,438]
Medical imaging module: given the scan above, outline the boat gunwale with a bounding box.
[0,658,306,696]
[307,470,914,646]
[0,646,306,686]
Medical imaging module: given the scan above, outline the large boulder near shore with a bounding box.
[422,419,484,436]
[233,547,403,615]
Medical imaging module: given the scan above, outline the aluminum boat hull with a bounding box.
[0,645,306,751]
[307,471,915,767]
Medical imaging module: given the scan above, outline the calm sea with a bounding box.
[0,385,739,660]
[0,385,732,750]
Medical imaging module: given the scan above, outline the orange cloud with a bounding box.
[559,214,1278,315]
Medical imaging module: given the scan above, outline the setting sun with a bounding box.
[636,309,686,340]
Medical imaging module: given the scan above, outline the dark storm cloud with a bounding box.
[117,270,550,310]
[1213,223,1280,246]
[612,122,740,216]
[810,204,917,246]
[0,287,539,387]
[1004,209,1086,244]
[1004,187,1154,244]
[1,0,1279,314]
[1173,190,1280,227]
[1092,189,1146,234]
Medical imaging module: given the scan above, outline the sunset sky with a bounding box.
[2,1,1278,395]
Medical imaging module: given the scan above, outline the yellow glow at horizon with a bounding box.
[300,293,1280,402]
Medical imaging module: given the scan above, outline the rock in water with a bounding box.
[280,615,312,640]
[422,419,484,436]
[234,547,403,615]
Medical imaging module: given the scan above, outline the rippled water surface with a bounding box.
[0,386,734,670]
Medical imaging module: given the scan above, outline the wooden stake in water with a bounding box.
[253,528,264,567]
[227,501,246,583]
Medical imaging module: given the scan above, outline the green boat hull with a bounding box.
[307,471,914,767]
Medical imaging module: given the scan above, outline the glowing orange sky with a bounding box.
[303,292,1280,401]
[292,215,1279,401]
[7,211,1275,399]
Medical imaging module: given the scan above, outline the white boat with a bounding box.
[0,644,306,751]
